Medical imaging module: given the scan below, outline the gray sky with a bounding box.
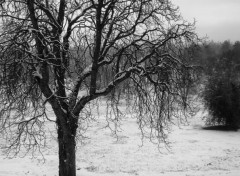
[171,0,240,42]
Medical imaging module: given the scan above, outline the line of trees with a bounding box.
[194,41,240,128]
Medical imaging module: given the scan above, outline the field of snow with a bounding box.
[0,103,240,176]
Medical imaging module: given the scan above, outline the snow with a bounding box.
[32,66,43,80]
[0,104,240,176]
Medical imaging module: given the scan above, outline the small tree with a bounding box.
[203,75,240,127]
[0,1,198,176]
[202,46,240,128]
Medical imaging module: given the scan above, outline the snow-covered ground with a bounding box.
[0,104,240,176]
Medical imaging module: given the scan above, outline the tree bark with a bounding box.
[57,117,76,176]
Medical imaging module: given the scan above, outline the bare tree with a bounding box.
[0,0,198,176]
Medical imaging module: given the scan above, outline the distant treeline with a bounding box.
[197,41,240,127]
[193,40,240,77]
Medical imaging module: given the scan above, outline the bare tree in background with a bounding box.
[0,0,199,176]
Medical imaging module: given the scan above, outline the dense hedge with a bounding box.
[203,75,240,127]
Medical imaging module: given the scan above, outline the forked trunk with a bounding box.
[58,124,76,176]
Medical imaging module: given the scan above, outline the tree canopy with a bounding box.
[0,1,199,176]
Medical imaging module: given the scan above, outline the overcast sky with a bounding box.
[171,0,240,42]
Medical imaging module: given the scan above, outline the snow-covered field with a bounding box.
[0,104,240,176]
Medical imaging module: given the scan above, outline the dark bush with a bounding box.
[203,75,240,127]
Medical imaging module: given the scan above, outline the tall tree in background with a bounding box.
[0,1,198,176]
[200,40,240,128]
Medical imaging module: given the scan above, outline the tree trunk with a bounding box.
[58,122,76,176]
